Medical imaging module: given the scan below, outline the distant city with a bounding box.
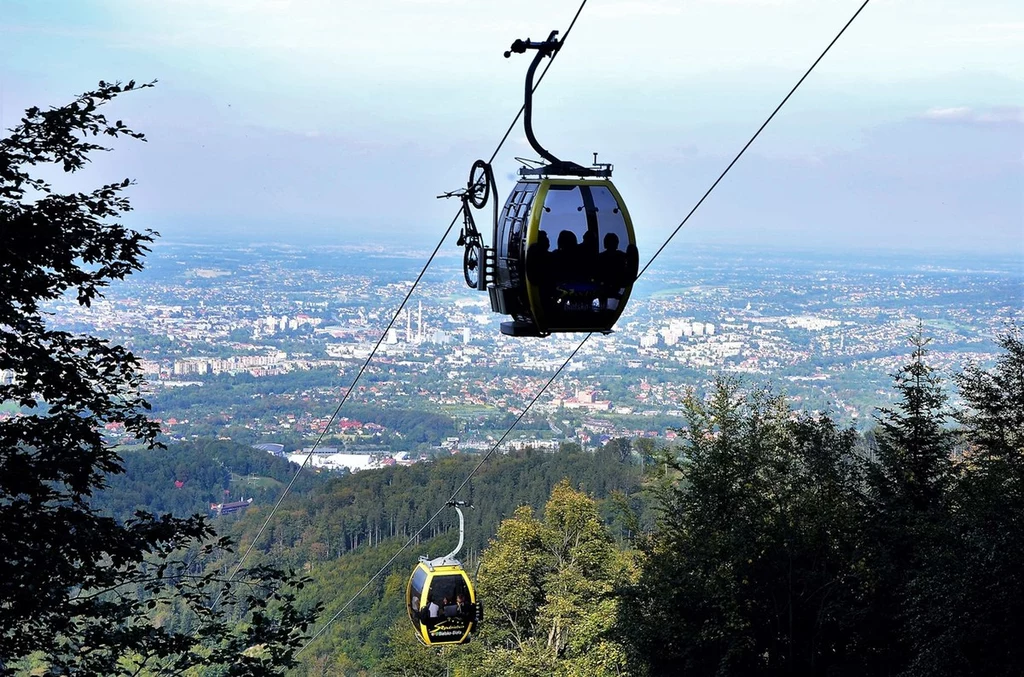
[26,240,1022,464]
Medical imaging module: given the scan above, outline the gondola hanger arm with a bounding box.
[503,31,561,59]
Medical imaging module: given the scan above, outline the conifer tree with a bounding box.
[859,330,956,674]
[900,327,1024,676]
[868,331,954,511]
[625,379,868,676]
[955,325,1024,466]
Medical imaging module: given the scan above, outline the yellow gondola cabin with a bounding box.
[406,501,482,646]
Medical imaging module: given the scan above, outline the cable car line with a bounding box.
[638,0,872,280]
[210,0,592,614]
[215,211,461,603]
[407,501,482,646]
[293,0,872,652]
[298,339,588,655]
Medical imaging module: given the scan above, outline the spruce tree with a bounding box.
[624,380,867,676]
[901,327,1024,676]
[955,325,1024,467]
[869,331,954,511]
[861,330,955,675]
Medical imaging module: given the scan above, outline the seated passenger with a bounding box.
[456,592,472,619]
[597,232,629,309]
[548,229,581,289]
[425,595,441,627]
[526,230,551,289]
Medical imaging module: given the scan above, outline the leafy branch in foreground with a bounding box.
[0,81,319,675]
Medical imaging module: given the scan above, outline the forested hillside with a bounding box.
[217,442,650,671]
[69,329,1024,676]
[84,434,650,671]
[92,439,326,521]
[70,329,1024,677]
[229,441,646,561]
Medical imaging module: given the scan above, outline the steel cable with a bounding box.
[212,0,592,616]
[296,0,872,656]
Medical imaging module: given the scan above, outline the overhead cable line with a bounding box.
[218,210,460,595]
[298,339,589,653]
[638,0,872,279]
[296,0,593,652]
[295,0,872,651]
[214,0,591,608]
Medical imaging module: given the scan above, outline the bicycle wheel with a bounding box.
[468,160,492,210]
[463,243,483,289]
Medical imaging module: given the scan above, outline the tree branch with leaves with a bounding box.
[0,81,319,676]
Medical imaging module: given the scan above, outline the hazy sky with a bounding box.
[2,0,1022,256]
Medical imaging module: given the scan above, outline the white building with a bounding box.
[784,316,841,330]
[286,452,380,473]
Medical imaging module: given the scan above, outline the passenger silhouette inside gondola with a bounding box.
[526,230,550,289]
[443,595,459,618]
[580,228,599,273]
[549,229,579,280]
[456,592,470,619]
[546,230,581,320]
[425,594,441,628]
[598,232,628,310]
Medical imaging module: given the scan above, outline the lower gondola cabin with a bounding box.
[407,561,481,646]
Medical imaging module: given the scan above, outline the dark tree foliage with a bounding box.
[899,326,1024,676]
[0,82,319,674]
[623,331,1024,677]
[860,331,956,674]
[955,325,1024,467]
[623,381,868,676]
[868,332,955,512]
